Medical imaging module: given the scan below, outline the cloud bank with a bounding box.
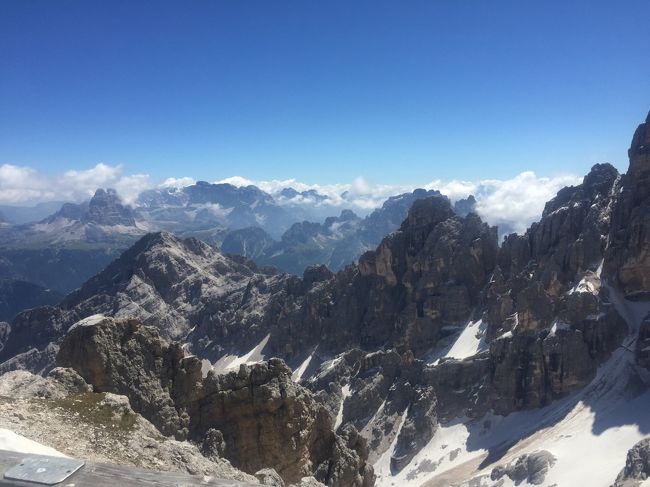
[0,162,582,235]
[0,163,149,206]
[216,172,582,234]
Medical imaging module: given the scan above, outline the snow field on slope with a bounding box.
[376,285,650,486]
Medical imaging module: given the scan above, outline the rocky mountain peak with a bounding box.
[627,110,650,198]
[604,112,650,295]
[84,188,136,226]
[398,194,455,232]
[582,162,620,196]
[280,187,299,199]
[44,188,136,227]
[54,201,88,220]
[541,164,619,220]
[453,194,477,217]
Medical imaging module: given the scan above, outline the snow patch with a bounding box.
[548,320,571,337]
[374,407,410,480]
[0,429,66,457]
[68,314,106,332]
[292,349,316,382]
[334,384,352,431]
[377,288,650,486]
[444,319,488,360]
[212,334,270,374]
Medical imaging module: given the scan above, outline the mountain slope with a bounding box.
[0,279,63,321]
[137,181,297,239]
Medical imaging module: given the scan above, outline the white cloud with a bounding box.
[159,177,195,188]
[112,174,151,205]
[0,164,54,203]
[214,175,414,210]
[472,172,582,234]
[215,171,583,235]
[0,162,152,206]
[0,162,584,235]
[62,163,122,193]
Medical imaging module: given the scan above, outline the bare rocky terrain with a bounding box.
[0,111,649,486]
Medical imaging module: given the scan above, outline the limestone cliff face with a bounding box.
[471,162,627,413]
[605,111,650,297]
[57,316,374,487]
[84,188,137,226]
[612,438,650,487]
[266,196,498,359]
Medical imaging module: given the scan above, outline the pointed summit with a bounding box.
[83,188,136,226]
[604,111,650,295]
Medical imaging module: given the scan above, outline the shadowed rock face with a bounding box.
[220,189,445,276]
[57,316,374,487]
[43,188,137,227]
[221,226,275,260]
[497,162,619,294]
[84,189,137,226]
[0,279,63,322]
[605,111,650,297]
[263,196,498,360]
[491,451,556,485]
[613,438,650,487]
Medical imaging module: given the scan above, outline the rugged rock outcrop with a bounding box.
[612,438,650,486]
[42,188,138,227]
[490,451,556,485]
[605,111,650,297]
[224,189,446,276]
[57,316,374,487]
[495,162,619,294]
[0,306,67,372]
[263,195,498,361]
[85,188,137,226]
[0,369,259,483]
[59,232,290,343]
[453,195,477,217]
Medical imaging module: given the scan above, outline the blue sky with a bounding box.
[1,0,648,185]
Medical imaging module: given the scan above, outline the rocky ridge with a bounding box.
[56,316,374,486]
[221,189,445,275]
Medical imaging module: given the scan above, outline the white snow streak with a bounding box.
[0,429,66,457]
[334,384,351,431]
[444,319,488,360]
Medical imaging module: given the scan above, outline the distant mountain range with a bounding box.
[0,201,66,225]
[221,189,478,274]
[0,180,476,300]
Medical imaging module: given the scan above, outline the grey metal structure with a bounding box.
[0,450,257,487]
[4,456,84,485]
